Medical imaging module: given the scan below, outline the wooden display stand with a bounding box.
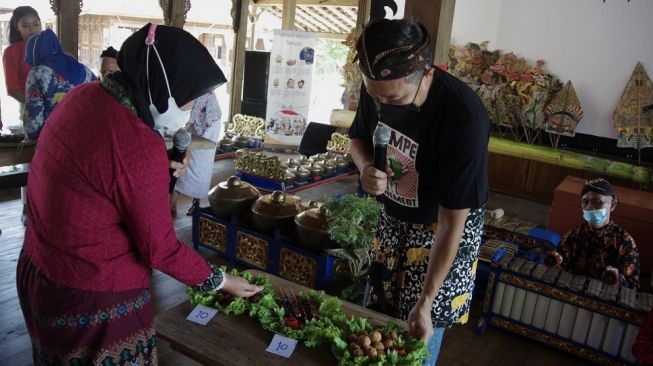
[547,176,653,275]
[193,207,340,289]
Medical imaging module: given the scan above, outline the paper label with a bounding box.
[265,334,298,358]
[186,304,218,325]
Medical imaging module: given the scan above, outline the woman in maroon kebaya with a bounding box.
[17,24,261,365]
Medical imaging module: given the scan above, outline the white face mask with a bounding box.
[146,40,191,135]
[149,97,191,134]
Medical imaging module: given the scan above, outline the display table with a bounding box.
[237,170,358,194]
[0,144,34,190]
[155,270,405,366]
[0,144,35,167]
[547,176,653,275]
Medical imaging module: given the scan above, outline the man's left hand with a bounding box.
[407,299,433,342]
[170,153,189,178]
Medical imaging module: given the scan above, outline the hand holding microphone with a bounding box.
[168,129,191,193]
[360,124,392,196]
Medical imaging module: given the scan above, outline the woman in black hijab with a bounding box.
[115,23,226,131]
[17,24,259,365]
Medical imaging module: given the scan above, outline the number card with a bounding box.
[265,334,298,358]
[186,305,218,325]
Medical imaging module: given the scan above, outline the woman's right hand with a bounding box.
[221,273,263,298]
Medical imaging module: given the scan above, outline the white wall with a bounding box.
[451,0,653,139]
[451,0,503,48]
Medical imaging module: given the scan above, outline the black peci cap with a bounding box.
[581,178,615,198]
[100,46,118,59]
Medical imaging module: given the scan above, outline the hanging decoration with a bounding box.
[613,62,653,152]
[545,80,584,141]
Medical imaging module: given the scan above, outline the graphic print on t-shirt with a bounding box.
[380,122,419,208]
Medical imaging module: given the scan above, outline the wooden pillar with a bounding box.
[404,0,455,66]
[229,0,250,119]
[357,0,371,27]
[281,0,297,30]
[53,0,81,58]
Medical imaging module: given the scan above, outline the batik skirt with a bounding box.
[367,206,484,328]
[17,250,157,365]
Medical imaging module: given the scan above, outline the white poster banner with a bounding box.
[264,30,316,148]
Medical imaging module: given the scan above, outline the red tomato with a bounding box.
[284,316,302,329]
[397,347,407,357]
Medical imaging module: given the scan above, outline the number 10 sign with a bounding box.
[186,305,218,325]
[266,334,298,358]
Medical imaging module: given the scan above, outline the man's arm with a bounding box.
[408,206,469,341]
[350,137,372,172]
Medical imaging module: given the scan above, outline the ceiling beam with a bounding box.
[296,6,343,33]
[340,6,359,23]
[253,0,357,5]
[306,5,350,33]
[294,7,330,32]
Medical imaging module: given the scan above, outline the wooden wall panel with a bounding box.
[487,153,530,197]
[488,152,650,203]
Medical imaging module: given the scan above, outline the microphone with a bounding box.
[373,124,391,172]
[169,129,191,193]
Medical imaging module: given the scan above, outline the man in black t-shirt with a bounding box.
[348,19,490,365]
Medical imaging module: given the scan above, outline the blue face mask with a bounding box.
[583,208,609,227]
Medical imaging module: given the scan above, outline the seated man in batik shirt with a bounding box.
[549,178,640,289]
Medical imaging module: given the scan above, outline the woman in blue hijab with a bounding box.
[23,28,97,140]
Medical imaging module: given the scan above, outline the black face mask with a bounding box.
[374,74,423,127]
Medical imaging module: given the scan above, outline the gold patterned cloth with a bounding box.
[367,207,484,328]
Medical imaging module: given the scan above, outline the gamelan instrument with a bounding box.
[478,254,651,366]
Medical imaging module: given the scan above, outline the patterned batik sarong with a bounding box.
[17,250,157,365]
[367,206,484,328]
